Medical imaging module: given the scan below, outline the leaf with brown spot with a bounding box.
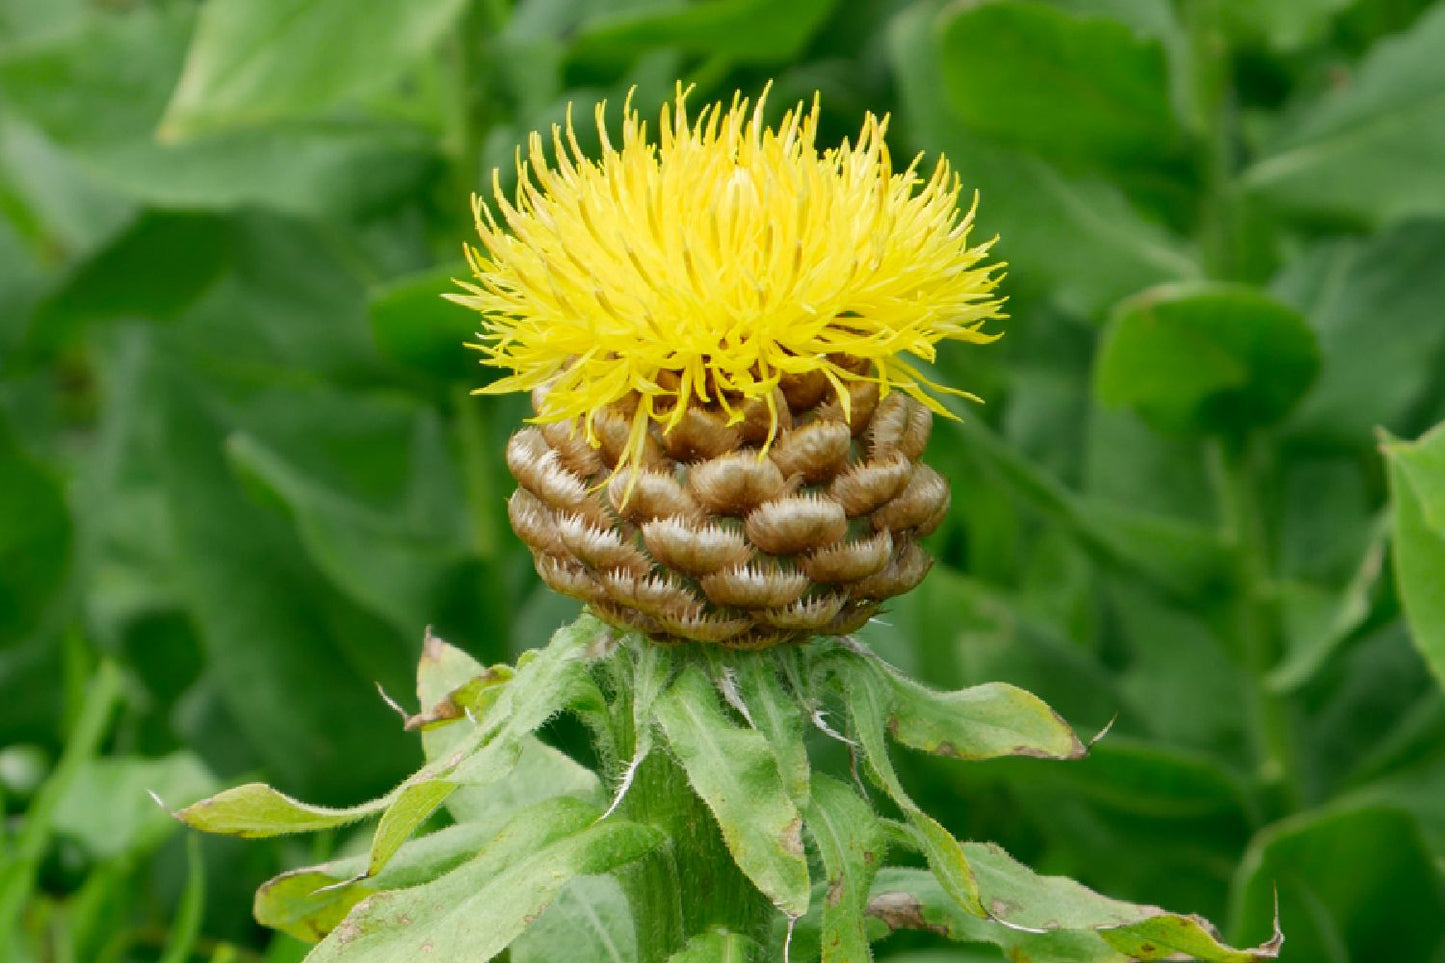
[307,798,662,962]
[654,665,811,918]
[805,775,886,962]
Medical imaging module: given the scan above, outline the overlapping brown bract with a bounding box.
[506,360,950,648]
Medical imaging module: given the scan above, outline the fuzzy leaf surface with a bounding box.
[653,664,811,918]
[307,798,661,962]
[805,775,886,963]
[834,650,984,918]
[174,783,394,838]
[884,671,1087,762]
[722,650,811,805]
[865,858,1281,962]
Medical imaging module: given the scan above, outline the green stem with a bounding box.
[610,650,773,960]
[1210,439,1302,814]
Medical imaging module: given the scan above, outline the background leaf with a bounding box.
[161,0,467,137]
[1094,282,1319,435]
[1384,422,1445,687]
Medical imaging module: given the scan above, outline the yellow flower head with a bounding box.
[451,86,1004,472]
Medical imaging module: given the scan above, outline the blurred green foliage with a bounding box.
[2,0,1445,960]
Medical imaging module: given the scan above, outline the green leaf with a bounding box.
[0,8,432,217]
[27,211,233,354]
[883,671,1087,762]
[355,618,607,875]
[306,798,662,962]
[52,751,216,859]
[667,929,754,962]
[1276,222,1445,444]
[866,856,1281,963]
[364,779,457,878]
[832,651,984,918]
[889,2,1195,318]
[160,0,466,138]
[652,664,811,918]
[1244,4,1445,223]
[1095,282,1319,436]
[254,815,512,942]
[158,367,414,800]
[1222,0,1352,50]
[413,636,603,824]
[174,783,395,838]
[510,876,637,963]
[568,0,836,66]
[805,775,886,963]
[369,264,476,381]
[224,423,477,638]
[1384,421,1445,687]
[721,650,810,806]
[935,0,1181,173]
[1013,737,1250,821]
[0,422,70,645]
[1230,806,1441,961]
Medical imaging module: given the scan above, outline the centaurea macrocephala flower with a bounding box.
[453,86,1006,647]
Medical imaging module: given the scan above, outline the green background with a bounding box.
[3,0,1445,959]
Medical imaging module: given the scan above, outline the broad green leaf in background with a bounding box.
[157,366,416,801]
[891,2,1196,319]
[1245,3,1445,223]
[1222,0,1353,50]
[26,211,233,355]
[935,0,1181,173]
[306,798,661,963]
[1275,220,1445,445]
[0,422,70,645]
[369,263,477,382]
[567,0,837,67]
[224,422,478,639]
[1230,806,1442,961]
[0,7,434,218]
[52,752,216,859]
[1094,282,1319,436]
[160,0,467,138]
[653,665,811,919]
[1384,420,1445,688]
[805,775,887,963]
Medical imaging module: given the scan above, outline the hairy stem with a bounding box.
[609,649,774,960]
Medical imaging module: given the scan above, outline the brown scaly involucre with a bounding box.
[505,357,948,649]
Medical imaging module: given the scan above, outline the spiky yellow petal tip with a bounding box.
[449,84,1006,474]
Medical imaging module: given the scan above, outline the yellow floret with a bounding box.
[450,85,1005,473]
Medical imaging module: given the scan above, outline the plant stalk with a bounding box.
[610,649,774,960]
[1210,439,1302,814]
